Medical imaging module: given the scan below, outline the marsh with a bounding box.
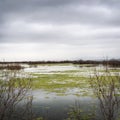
[0,63,120,120]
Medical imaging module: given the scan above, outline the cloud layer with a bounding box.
[0,0,120,61]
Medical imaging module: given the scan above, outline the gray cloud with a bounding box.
[1,0,120,25]
[0,0,120,60]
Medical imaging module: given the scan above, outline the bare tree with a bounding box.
[0,69,33,120]
[89,67,120,120]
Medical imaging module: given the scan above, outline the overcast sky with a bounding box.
[0,0,120,61]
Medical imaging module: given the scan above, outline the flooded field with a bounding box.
[0,63,120,120]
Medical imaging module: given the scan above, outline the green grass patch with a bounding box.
[29,73,90,93]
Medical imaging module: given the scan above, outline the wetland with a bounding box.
[0,62,120,120]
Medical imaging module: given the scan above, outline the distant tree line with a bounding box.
[0,59,120,67]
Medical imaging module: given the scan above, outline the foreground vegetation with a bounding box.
[0,71,33,120]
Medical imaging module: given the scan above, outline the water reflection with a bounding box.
[32,90,97,120]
